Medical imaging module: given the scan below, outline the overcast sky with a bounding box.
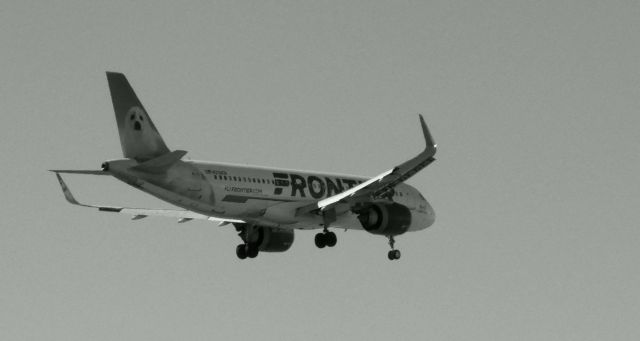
[1,1,639,340]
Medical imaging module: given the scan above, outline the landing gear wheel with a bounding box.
[247,244,259,258]
[315,233,326,248]
[387,249,401,260]
[236,244,247,260]
[315,231,337,249]
[325,231,337,247]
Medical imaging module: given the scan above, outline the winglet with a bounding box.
[54,173,82,206]
[419,114,437,157]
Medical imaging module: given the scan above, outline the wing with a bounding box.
[297,114,436,216]
[53,172,244,225]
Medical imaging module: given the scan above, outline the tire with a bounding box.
[392,250,401,260]
[236,244,247,259]
[314,233,326,248]
[247,244,259,258]
[388,250,395,260]
[326,232,337,247]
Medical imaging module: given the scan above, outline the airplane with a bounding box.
[52,72,437,261]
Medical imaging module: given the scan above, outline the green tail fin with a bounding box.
[106,72,170,161]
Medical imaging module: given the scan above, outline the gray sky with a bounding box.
[1,1,639,340]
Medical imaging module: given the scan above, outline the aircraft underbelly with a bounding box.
[132,178,227,217]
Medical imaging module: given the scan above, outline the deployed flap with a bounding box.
[130,150,187,173]
[107,72,171,161]
[53,173,244,224]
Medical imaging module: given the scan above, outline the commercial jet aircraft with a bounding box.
[52,72,437,260]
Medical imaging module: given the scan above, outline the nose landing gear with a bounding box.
[387,236,401,260]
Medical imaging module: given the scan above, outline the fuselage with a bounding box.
[105,158,435,232]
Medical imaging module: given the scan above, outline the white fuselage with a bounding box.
[106,158,435,232]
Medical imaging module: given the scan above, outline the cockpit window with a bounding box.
[418,192,425,200]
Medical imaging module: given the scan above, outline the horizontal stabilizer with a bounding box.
[129,150,187,173]
[49,170,109,175]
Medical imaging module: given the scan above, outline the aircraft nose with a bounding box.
[425,200,436,227]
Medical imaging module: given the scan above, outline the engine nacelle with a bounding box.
[357,203,412,236]
[257,227,295,252]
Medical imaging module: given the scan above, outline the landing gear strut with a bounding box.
[315,209,338,249]
[235,224,261,260]
[315,227,337,249]
[387,236,401,260]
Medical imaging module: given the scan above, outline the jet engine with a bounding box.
[357,202,412,236]
[255,226,295,252]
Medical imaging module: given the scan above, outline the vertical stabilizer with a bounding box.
[106,72,170,161]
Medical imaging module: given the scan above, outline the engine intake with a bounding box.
[357,203,412,236]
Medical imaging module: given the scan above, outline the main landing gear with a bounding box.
[235,223,261,260]
[387,236,401,260]
[314,228,337,249]
[236,243,259,260]
[315,209,337,249]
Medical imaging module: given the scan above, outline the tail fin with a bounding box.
[106,72,170,161]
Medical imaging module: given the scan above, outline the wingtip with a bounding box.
[418,114,437,155]
[54,173,81,205]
